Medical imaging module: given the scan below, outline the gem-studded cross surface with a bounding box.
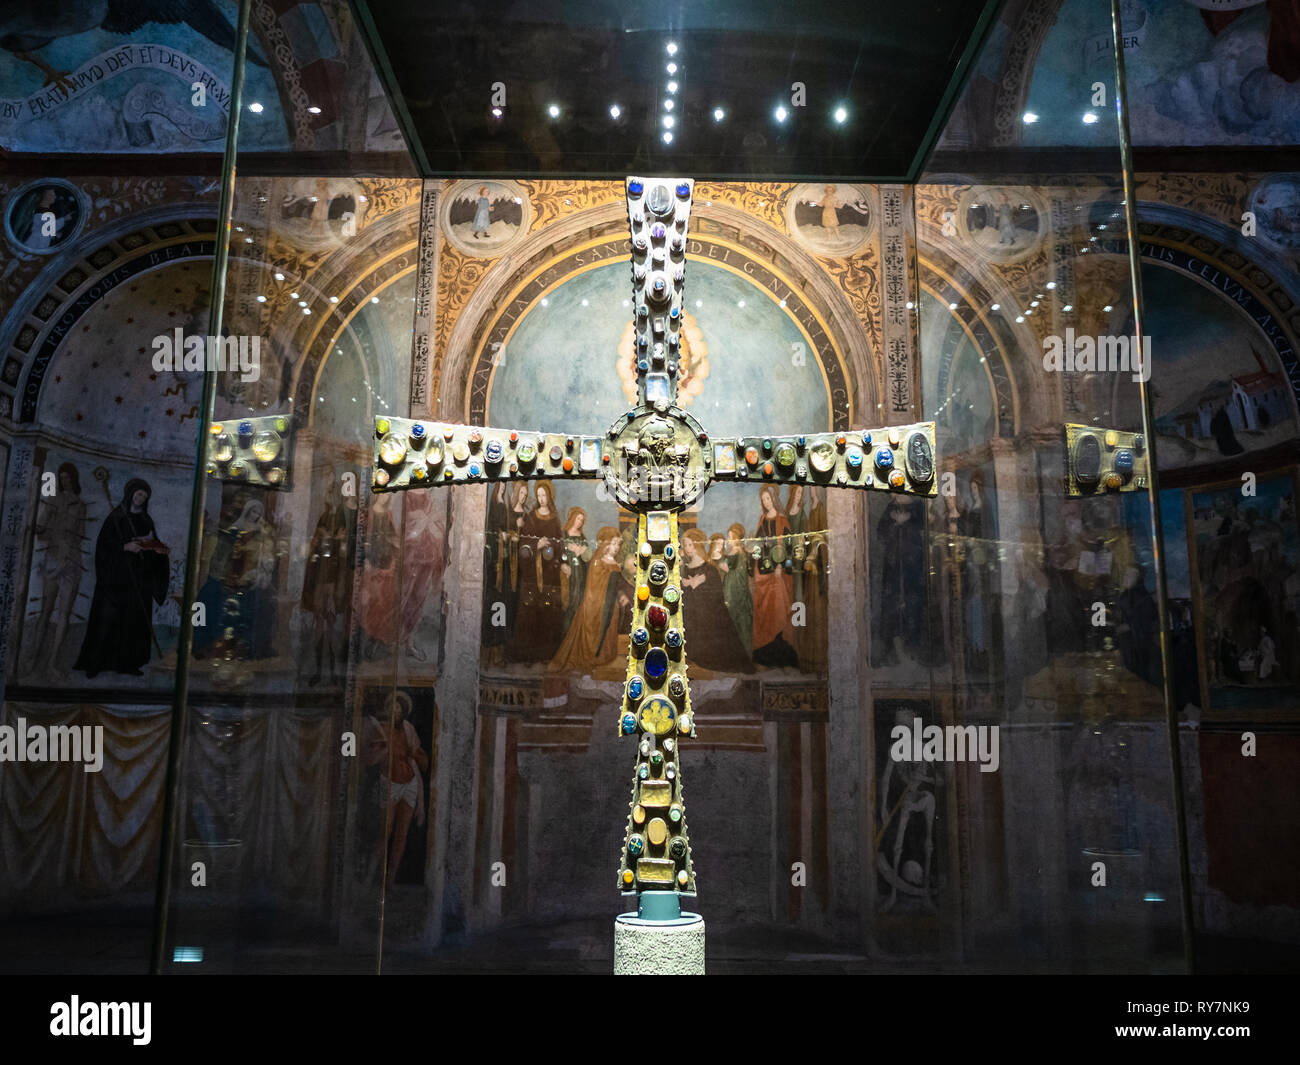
[371,176,939,902]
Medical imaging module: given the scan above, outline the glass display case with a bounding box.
[1,0,1296,976]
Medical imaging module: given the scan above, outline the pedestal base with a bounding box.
[613,912,705,975]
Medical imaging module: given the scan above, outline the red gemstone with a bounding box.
[647,604,668,629]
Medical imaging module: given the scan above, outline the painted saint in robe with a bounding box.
[482,480,513,664]
[300,474,355,685]
[73,477,169,678]
[752,483,798,668]
[719,521,753,654]
[511,480,564,662]
[681,527,751,673]
[797,485,830,673]
[560,506,591,632]
[550,526,623,673]
[194,496,279,660]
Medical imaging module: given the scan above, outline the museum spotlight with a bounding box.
[834,106,848,124]
[491,107,502,117]
[664,99,674,111]
[1022,110,1038,123]
[1046,281,1057,289]
[774,106,788,122]
[713,107,725,121]
[248,101,263,113]
[667,62,678,74]
[308,106,321,114]
[610,104,621,118]
[667,81,678,93]
[662,131,673,143]
[663,115,674,129]
[666,41,677,55]
[547,103,561,117]
[1082,111,1099,124]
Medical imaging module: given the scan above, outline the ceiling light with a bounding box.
[666,42,678,55]
[1063,304,1074,312]
[991,303,1000,310]
[256,295,267,303]
[1082,111,1099,124]
[664,99,674,111]
[609,104,621,118]
[663,115,674,128]
[1103,304,1113,312]
[774,106,788,122]
[667,62,678,74]
[662,131,673,144]
[1046,281,1057,289]
[248,102,263,113]
[713,107,725,122]
[274,272,284,281]
[308,106,321,115]
[491,107,502,117]
[547,104,560,117]
[667,81,678,94]
[1022,111,1039,124]
[833,106,847,124]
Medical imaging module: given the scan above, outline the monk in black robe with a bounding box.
[74,478,169,678]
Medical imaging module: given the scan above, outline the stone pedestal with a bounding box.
[613,912,706,974]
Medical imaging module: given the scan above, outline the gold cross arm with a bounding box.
[205,413,294,488]
[370,417,609,491]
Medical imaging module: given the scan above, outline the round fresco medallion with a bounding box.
[442,179,531,257]
[4,178,87,255]
[955,186,1046,264]
[1248,174,1300,256]
[784,182,875,257]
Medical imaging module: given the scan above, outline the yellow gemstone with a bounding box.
[1104,471,1123,490]
[622,869,635,886]
[647,818,668,846]
[633,804,646,825]
[266,468,284,484]
[274,417,287,432]
[379,437,406,466]
[889,469,906,488]
[1104,430,1118,449]
[637,585,650,602]
[677,713,692,734]
[251,431,280,462]
[888,428,900,448]
[210,423,223,435]
[412,467,426,480]
[376,418,390,436]
[676,870,689,887]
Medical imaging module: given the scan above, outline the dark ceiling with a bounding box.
[354,0,1003,182]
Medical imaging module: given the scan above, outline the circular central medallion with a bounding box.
[603,404,710,510]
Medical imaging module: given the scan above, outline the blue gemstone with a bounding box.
[676,183,690,198]
[629,837,644,856]
[629,180,644,196]
[411,423,425,438]
[628,677,643,699]
[469,464,481,477]
[633,627,649,646]
[875,447,894,470]
[846,450,862,469]
[485,440,503,462]
[238,420,253,435]
[665,629,682,649]
[621,714,637,734]
[797,436,805,448]
[651,222,666,240]
[637,336,648,350]
[669,306,680,319]
[862,431,871,447]
[639,764,649,779]
[664,546,675,561]
[645,648,669,679]
[637,359,649,372]
[1114,449,1134,472]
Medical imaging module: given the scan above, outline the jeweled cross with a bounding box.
[370,176,938,908]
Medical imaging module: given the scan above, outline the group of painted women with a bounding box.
[482,479,830,674]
